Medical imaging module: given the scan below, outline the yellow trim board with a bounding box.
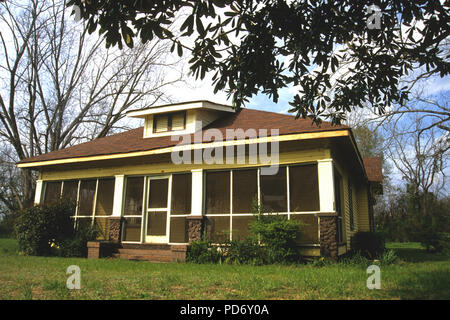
[17,130,350,168]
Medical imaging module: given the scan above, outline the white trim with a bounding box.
[127,101,234,118]
[191,169,203,216]
[229,170,233,241]
[286,166,290,218]
[317,159,335,213]
[112,175,125,217]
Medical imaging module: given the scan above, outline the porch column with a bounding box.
[187,169,204,242]
[317,159,335,212]
[317,159,338,260]
[109,175,125,242]
[34,180,44,205]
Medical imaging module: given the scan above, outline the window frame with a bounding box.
[153,111,186,133]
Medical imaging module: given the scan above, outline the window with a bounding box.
[171,173,191,215]
[348,179,354,231]
[260,167,287,213]
[334,171,344,243]
[290,214,319,244]
[62,180,78,203]
[153,112,186,133]
[122,177,144,242]
[205,171,230,214]
[232,169,258,214]
[77,180,96,216]
[94,178,115,239]
[289,164,319,212]
[205,216,230,243]
[43,181,62,205]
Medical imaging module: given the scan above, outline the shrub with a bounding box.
[186,238,222,264]
[416,230,449,253]
[350,231,385,259]
[222,237,266,265]
[57,223,99,257]
[15,201,97,257]
[249,213,302,264]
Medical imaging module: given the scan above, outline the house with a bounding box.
[17,100,382,262]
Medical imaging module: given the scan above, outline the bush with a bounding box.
[350,231,385,259]
[15,201,97,257]
[416,230,449,253]
[222,237,266,265]
[249,213,302,264]
[186,238,222,264]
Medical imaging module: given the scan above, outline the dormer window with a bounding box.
[153,111,186,133]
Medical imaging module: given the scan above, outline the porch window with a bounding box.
[43,181,62,205]
[232,169,258,214]
[94,178,115,239]
[171,173,191,215]
[290,214,319,244]
[289,164,320,212]
[205,171,230,214]
[334,171,344,243]
[260,166,287,213]
[122,177,144,242]
[61,180,78,203]
[348,179,355,231]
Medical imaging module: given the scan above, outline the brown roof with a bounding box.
[18,108,348,165]
[363,157,383,183]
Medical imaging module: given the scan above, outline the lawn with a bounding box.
[0,239,448,300]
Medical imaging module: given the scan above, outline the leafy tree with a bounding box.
[68,0,449,124]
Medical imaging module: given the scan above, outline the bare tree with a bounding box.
[0,0,184,210]
[384,114,449,216]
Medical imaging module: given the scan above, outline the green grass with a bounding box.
[0,238,449,300]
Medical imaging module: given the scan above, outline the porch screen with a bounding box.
[232,169,258,214]
[62,180,78,204]
[94,178,115,240]
[290,214,319,244]
[169,217,188,243]
[122,177,144,242]
[205,171,230,214]
[232,216,255,240]
[260,167,287,213]
[171,173,191,215]
[289,164,320,211]
[77,180,96,216]
[43,181,62,205]
[205,216,230,243]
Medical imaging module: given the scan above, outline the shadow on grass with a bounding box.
[386,268,450,300]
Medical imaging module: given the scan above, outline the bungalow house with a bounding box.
[17,100,382,262]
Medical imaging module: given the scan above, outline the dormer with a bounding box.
[127,100,235,138]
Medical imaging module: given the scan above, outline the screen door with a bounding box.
[145,176,170,243]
